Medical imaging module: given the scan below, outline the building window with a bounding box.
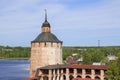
[59,69,61,73]
[42,70,49,74]
[44,43,46,47]
[95,69,100,75]
[55,69,57,74]
[51,69,53,74]
[63,68,66,73]
[69,68,74,73]
[86,69,91,74]
[77,69,82,74]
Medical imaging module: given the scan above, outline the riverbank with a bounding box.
[0,57,29,60]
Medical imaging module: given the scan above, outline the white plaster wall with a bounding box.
[30,42,62,77]
[41,46,62,66]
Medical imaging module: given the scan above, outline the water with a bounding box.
[0,60,30,80]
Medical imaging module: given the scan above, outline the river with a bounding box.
[0,60,30,80]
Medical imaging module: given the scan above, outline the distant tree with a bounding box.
[91,52,104,62]
[106,60,120,80]
[82,52,92,64]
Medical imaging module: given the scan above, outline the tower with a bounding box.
[30,10,62,77]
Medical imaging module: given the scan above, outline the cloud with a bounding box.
[0,0,120,46]
[52,0,120,30]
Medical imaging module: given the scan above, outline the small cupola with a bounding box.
[42,9,51,33]
[42,20,50,27]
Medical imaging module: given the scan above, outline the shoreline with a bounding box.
[0,57,30,60]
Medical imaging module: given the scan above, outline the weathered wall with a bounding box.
[30,42,62,77]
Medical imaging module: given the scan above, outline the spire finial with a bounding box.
[44,9,47,21]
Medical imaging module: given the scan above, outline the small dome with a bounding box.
[42,20,50,27]
[32,32,62,43]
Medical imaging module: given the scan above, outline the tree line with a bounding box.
[62,46,120,80]
[0,46,30,59]
[0,45,120,79]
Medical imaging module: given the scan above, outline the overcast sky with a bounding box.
[0,0,120,47]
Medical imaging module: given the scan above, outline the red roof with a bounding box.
[68,64,108,70]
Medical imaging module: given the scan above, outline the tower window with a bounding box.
[44,43,46,47]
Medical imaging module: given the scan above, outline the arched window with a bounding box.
[69,75,74,80]
[63,75,66,80]
[43,76,48,80]
[59,75,61,80]
[95,76,101,80]
[76,75,82,78]
[86,76,91,79]
[51,76,53,80]
[55,76,57,80]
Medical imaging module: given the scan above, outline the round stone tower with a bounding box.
[30,10,62,77]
